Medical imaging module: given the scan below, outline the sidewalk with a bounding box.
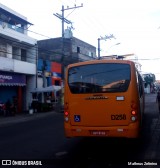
[143,93,160,160]
[0,110,57,127]
[145,93,159,117]
[145,93,157,103]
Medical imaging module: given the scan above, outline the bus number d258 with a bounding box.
[111,114,126,120]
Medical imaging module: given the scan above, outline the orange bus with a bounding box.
[64,59,145,138]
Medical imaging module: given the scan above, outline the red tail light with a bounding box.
[131,101,137,122]
[131,110,136,115]
[131,101,137,109]
[64,102,69,122]
[64,111,69,116]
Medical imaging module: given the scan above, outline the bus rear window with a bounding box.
[68,63,131,94]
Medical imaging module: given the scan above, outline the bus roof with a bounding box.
[67,59,135,68]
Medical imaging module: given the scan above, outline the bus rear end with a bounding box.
[64,60,142,138]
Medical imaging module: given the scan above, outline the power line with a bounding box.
[2,35,160,62]
[0,36,95,63]
[1,3,160,63]
[0,4,111,53]
[0,18,51,39]
[1,30,160,62]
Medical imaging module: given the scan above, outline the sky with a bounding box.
[1,0,160,79]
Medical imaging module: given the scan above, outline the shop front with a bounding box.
[30,85,62,112]
[0,71,26,114]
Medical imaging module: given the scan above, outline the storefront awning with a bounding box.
[31,85,61,93]
[0,71,26,86]
[0,83,26,86]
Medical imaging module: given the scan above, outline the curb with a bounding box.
[0,111,57,127]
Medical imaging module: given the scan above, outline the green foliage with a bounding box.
[143,73,155,84]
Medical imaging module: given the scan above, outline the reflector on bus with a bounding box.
[116,96,124,101]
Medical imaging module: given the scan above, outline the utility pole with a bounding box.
[53,4,83,62]
[97,34,116,59]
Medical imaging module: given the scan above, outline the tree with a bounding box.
[143,73,155,86]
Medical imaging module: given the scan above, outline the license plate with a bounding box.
[90,130,107,136]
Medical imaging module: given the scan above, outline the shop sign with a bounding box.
[45,71,52,77]
[0,71,26,85]
[52,72,61,78]
[37,71,42,77]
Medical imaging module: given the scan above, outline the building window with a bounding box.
[0,40,6,57]
[91,53,94,57]
[21,49,26,61]
[89,51,94,57]
[77,47,80,53]
[13,47,20,60]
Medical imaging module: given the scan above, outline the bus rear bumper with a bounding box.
[65,124,140,138]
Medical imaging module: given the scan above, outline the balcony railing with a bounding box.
[0,21,25,34]
[7,23,24,34]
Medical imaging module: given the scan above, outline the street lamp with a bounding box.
[107,42,121,53]
[113,42,121,46]
[98,42,121,59]
[99,42,121,60]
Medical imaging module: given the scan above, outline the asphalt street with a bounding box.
[0,93,160,168]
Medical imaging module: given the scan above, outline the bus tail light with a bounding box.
[131,101,137,122]
[64,102,69,122]
[64,111,69,116]
[131,102,137,109]
[131,116,136,121]
[131,111,137,122]
[131,110,136,115]
[64,117,69,122]
[64,111,69,122]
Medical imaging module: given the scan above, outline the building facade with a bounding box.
[0,3,37,112]
[37,37,97,78]
[37,59,62,88]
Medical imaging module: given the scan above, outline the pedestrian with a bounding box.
[156,90,160,113]
[11,96,18,115]
[0,101,5,116]
[5,99,11,116]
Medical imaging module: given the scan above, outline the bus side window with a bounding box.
[138,74,143,98]
[136,71,143,98]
